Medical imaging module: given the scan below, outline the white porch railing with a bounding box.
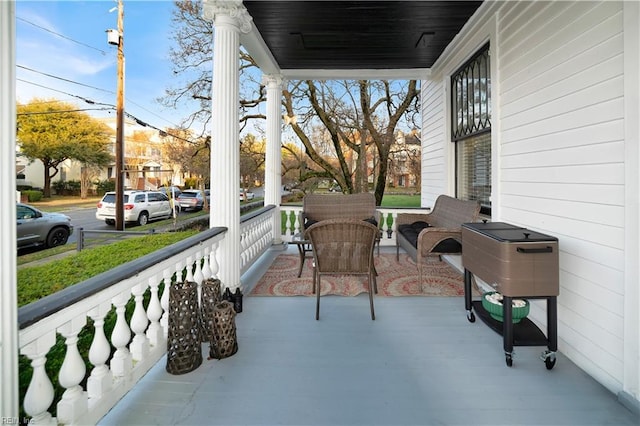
[240,205,277,275]
[18,227,228,426]
[279,205,430,247]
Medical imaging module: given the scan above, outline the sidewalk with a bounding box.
[29,196,101,211]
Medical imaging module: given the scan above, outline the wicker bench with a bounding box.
[396,195,480,280]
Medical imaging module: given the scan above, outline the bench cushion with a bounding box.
[398,221,462,253]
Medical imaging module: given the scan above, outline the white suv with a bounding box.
[96,190,174,226]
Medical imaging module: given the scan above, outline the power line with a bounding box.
[17,77,201,145]
[17,64,114,94]
[16,14,193,135]
[17,107,114,116]
[17,78,115,108]
[17,16,109,56]
[17,65,185,129]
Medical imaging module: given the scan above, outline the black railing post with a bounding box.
[76,227,84,252]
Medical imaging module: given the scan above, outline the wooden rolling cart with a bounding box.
[461,222,559,369]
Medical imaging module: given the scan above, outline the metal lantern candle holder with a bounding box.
[200,278,222,342]
[208,300,238,360]
[166,280,202,374]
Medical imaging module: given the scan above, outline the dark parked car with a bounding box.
[158,186,182,199]
[177,189,210,211]
[16,203,74,249]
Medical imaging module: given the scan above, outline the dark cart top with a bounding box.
[462,222,558,243]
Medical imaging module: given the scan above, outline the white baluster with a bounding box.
[176,259,185,283]
[185,255,195,283]
[193,250,204,284]
[201,246,212,279]
[391,212,398,238]
[293,212,301,235]
[160,267,173,338]
[21,333,57,425]
[210,242,220,279]
[87,303,113,400]
[146,275,164,348]
[286,209,294,235]
[130,283,150,361]
[57,317,88,424]
[381,211,389,239]
[110,291,132,378]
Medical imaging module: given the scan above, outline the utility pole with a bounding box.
[114,0,125,230]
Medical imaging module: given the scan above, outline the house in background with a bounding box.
[98,117,184,190]
[15,116,186,194]
[387,130,422,189]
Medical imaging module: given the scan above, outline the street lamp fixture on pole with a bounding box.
[107,0,125,230]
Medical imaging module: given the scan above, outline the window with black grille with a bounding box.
[451,43,491,214]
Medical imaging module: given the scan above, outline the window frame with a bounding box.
[450,42,491,142]
[451,43,492,216]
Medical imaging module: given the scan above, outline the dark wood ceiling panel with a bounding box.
[243,1,483,70]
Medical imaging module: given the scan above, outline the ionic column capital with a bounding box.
[202,0,252,34]
[262,74,285,89]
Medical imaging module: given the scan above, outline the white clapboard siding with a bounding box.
[421,77,447,205]
[423,0,630,395]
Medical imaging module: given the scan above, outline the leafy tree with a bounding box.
[162,1,419,204]
[17,98,113,198]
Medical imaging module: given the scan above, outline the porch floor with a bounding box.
[99,245,638,426]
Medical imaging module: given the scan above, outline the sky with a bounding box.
[16,0,193,132]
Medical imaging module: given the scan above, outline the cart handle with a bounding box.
[517,246,553,254]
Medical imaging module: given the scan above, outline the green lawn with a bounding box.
[379,194,421,207]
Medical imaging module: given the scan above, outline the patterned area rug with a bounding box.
[250,253,469,297]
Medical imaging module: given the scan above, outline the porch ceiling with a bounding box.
[242,1,483,79]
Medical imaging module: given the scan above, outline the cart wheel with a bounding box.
[467,311,476,323]
[541,351,556,370]
[505,353,513,367]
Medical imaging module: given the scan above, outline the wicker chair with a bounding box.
[306,218,379,320]
[299,193,382,254]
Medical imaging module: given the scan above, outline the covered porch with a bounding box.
[2,0,640,424]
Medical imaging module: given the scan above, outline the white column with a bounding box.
[203,0,252,290]
[0,0,19,418]
[262,74,284,243]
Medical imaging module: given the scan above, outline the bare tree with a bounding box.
[160,0,264,136]
[162,1,420,204]
[80,164,102,199]
[161,130,210,186]
[283,80,419,203]
[240,134,265,189]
